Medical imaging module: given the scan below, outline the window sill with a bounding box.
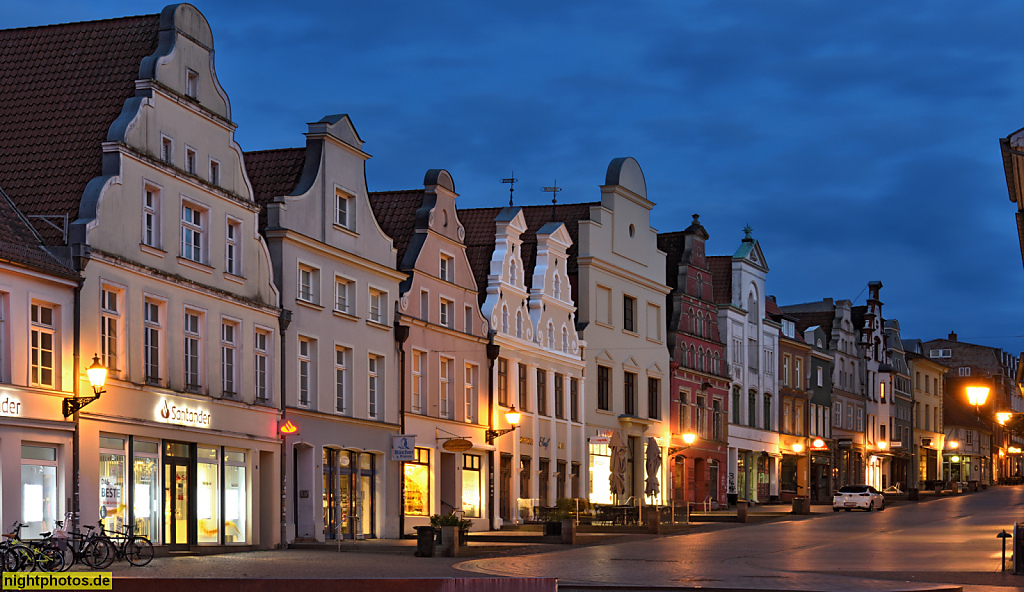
[594,321,614,330]
[333,310,360,322]
[621,329,639,338]
[139,243,166,258]
[333,223,357,237]
[296,299,325,312]
[366,319,390,331]
[178,256,214,274]
[223,272,246,285]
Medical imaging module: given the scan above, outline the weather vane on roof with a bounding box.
[542,180,561,221]
[502,173,517,207]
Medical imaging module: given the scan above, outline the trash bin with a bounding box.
[414,526,435,557]
[736,500,748,523]
[791,496,810,515]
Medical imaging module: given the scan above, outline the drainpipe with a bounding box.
[486,332,500,530]
[278,309,292,549]
[394,320,410,538]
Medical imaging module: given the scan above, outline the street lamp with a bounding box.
[877,441,888,452]
[63,354,107,418]
[485,405,521,444]
[668,432,697,524]
[966,386,990,412]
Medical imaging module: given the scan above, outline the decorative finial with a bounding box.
[502,173,517,207]
[692,214,700,223]
[743,224,754,240]
[542,180,562,222]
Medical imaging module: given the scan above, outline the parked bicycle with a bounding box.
[94,523,154,567]
[50,513,114,571]
[0,522,64,572]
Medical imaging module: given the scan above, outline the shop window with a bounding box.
[588,441,612,505]
[462,454,481,518]
[197,447,219,544]
[21,444,58,539]
[224,451,247,544]
[99,436,126,534]
[404,448,430,516]
[132,440,160,544]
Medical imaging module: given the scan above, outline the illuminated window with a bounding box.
[464,364,477,423]
[461,454,481,518]
[404,448,430,516]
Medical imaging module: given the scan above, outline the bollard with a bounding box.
[736,500,748,523]
[998,530,1011,572]
[1015,523,1024,575]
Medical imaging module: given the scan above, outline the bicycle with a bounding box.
[50,514,114,571]
[96,523,154,567]
[1,522,64,572]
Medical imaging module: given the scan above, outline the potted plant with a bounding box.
[429,514,471,547]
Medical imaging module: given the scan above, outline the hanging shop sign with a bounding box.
[156,398,212,428]
[442,438,473,452]
[392,435,416,461]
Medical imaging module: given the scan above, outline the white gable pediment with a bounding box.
[594,349,615,364]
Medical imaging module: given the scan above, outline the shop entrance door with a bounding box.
[164,461,190,549]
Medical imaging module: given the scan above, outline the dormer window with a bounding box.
[336,190,352,229]
[186,69,199,99]
[440,254,453,282]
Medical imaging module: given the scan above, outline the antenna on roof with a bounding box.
[501,173,517,207]
[542,180,561,222]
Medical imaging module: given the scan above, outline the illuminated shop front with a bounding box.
[323,448,375,539]
[79,391,280,551]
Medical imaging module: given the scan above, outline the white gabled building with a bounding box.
[247,114,406,541]
[709,227,780,504]
[462,206,586,525]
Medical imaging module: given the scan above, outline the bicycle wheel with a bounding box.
[125,537,154,566]
[36,547,64,572]
[83,538,115,569]
[8,544,35,572]
[0,547,22,572]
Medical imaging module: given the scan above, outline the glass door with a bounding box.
[164,463,189,549]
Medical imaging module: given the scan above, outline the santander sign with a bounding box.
[156,398,212,428]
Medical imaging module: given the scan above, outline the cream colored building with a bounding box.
[1,5,284,551]
[248,115,406,541]
[907,343,946,486]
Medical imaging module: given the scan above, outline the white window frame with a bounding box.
[184,308,203,391]
[464,305,474,334]
[180,200,206,264]
[184,146,197,175]
[440,357,452,419]
[369,288,387,324]
[225,218,242,276]
[334,276,353,315]
[297,264,319,305]
[368,354,380,419]
[335,189,352,229]
[143,297,163,385]
[221,318,239,398]
[29,302,56,388]
[412,350,425,414]
[99,285,122,375]
[465,363,477,423]
[186,68,199,98]
[142,184,161,249]
[209,159,220,185]
[298,337,314,408]
[440,253,454,282]
[335,346,348,414]
[160,135,173,165]
[254,327,271,404]
[439,298,453,328]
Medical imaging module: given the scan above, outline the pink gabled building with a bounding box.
[658,215,730,510]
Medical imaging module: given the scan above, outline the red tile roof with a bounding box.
[368,190,423,267]
[708,255,733,305]
[0,187,76,278]
[0,14,161,244]
[243,148,306,230]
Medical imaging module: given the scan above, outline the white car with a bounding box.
[832,484,885,511]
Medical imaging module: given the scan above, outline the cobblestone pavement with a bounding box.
[97,488,1024,591]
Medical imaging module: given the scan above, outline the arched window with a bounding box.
[516,310,523,339]
[510,260,518,286]
[553,274,561,300]
[688,345,696,368]
[696,272,703,299]
[698,348,706,371]
[547,323,555,349]
[695,312,704,337]
[562,327,569,353]
[713,352,720,375]
[501,305,509,334]
[688,307,695,334]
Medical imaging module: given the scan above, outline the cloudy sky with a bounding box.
[11,1,1024,353]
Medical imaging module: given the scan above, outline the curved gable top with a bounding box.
[424,169,455,193]
[605,157,646,199]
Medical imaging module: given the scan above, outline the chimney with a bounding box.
[948,331,957,341]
